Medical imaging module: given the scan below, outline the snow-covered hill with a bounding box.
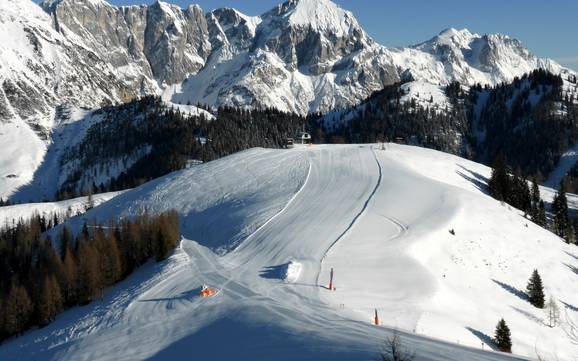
[0,191,123,228]
[2,144,577,360]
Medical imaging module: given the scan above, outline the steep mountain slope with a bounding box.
[1,0,576,199]
[389,28,573,86]
[41,0,210,85]
[167,0,400,114]
[35,0,575,116]
[2,144,576,360]
[0,0,154,198]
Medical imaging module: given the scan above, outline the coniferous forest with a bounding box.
[46,70,578,210]
[0,211,179,342]
[56,97,310,199]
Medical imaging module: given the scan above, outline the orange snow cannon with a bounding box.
[200,285,219,298]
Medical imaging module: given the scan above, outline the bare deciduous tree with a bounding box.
[378,331,415,361]
[545,296,561,328]
[563,308,578,345]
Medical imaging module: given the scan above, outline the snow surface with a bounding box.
[0,191,123,229]
[282,0,358,38]
[162,100,215,120]
[1,144,577,360]
[400,81,452,112]
[545,140,578,189]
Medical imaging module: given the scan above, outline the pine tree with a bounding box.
[494,319,512,353]
[574,214,578,246]
[538,200,547,227]
[530,177,541,223]
[531,177,540,206]
[526,269,545,308]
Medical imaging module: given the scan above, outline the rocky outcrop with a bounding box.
[42,0,211,86]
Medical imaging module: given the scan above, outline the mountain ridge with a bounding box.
[0,0,576,199]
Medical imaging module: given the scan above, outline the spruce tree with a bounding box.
[531,177,540,206]
[538,200,547,227]
[526,269,545,308]
[488,153,510,202]
[494,319,512,353]
[552,179,571,241]
[530,177,541,223]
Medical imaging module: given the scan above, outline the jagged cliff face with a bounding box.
[0,0,151,199]
[42,0,211,86]
[4,0,573,120]
[170,0,400,114]
[389,28,572,86]
[0,0,139,126]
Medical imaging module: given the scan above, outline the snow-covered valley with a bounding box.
[1,144,577,360]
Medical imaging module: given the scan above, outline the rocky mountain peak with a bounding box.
[267,0,360,38]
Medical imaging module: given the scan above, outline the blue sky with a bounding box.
[107,0,578,70]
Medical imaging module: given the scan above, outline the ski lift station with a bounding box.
[295,131,312,145]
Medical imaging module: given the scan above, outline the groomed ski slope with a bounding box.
[1,144,578,361]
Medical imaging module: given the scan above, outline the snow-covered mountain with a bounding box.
[2,144,577,360]
[5,0,573,118]
[1,0,576,199]
[166,0,400,114]
[389,28,573,86]
[0,0,157,199]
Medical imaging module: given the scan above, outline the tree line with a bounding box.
[0,210,179,342]
[488,153,577,244]
[56,97,310,200]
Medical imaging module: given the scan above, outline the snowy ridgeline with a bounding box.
[1,144,577,361]
[0,191,124,229]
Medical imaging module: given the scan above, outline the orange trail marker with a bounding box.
[329,268,334,290]
[200,285,218,298]
[374,309,380,326]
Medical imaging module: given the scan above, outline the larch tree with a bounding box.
[545,296,560,328]
[37,275,63,326]
[3,283,33,336]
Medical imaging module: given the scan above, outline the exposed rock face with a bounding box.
[0,0,147,130]
[42,0,211,86]
[389,28,573,86]
[1,0,575,125]
[0,0,576,200]
[171,0,400,114]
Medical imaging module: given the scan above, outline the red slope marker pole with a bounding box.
[374,309,380,326]
[328,268,334,291]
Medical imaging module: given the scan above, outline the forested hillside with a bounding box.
[32,70,578,203]
[319,70,578,183]
[56,98,308,199]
